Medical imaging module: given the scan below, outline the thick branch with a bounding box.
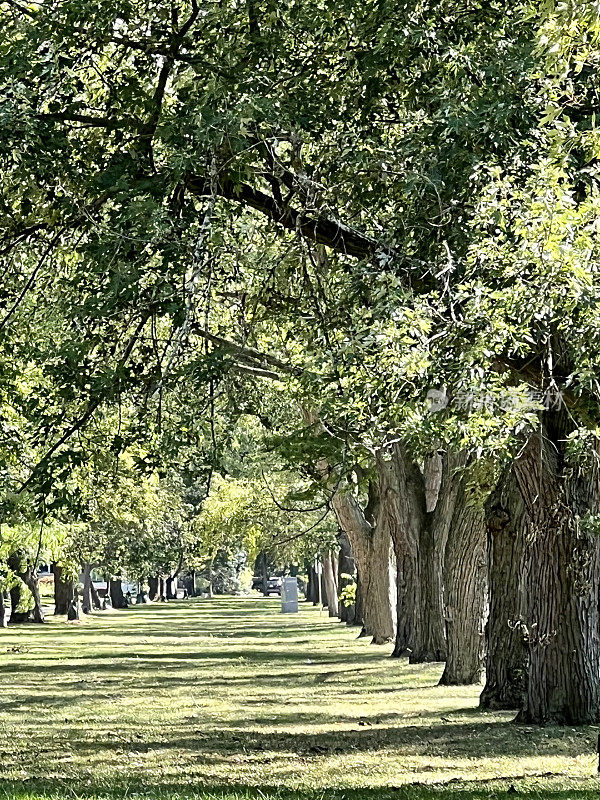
[231,363,281,380]
[193,326,302,377]
[186,175,399,263]
[106,35,232,77]
[37,113,129,129]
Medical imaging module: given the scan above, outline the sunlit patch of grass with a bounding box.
[0,598,599,799]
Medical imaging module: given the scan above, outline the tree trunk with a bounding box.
[67,596,81,620]
[21,569,44,623]
[8,578,28,623]
[83,567,100,610]
[109,579,128,609]
[332,489,395,643]
[305,565,312,602]
[302,407,394,642]
[515,425,600,725]
[362,528,395,642]
[0,592,7,628]
[331,550,339,593]
[166,577,177,600]
[375,447,421,657]
[320,572,327,609]
[353,568,365,629]
[392,540,418,656]
[148,575,159,601]
[410,521,447,662]
[337,531,356,624]
[258,552,268,597]
[311,566,320,605]
[81,566,91,612]
[305,563,316,603]
[412,454,466,664]
[480,469,528,710]
[322,551,339,618]
[440,493,487,685]
[53,564,74,615]
[206,562,213,598]
[377,445,458,661]
[91,582,101,609]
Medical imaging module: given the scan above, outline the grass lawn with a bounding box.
[0,597,599,800]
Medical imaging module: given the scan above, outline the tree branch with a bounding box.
[0,227,66,332]
[186,175,400,264]
[18,314,150,494]
[37,112,130,129]
[193,325,302,377]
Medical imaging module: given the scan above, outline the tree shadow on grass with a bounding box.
[29,717,597,762]
[0,646,379,680]
[0,778,599,800]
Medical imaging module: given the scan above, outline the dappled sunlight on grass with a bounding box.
[0,597,599,799]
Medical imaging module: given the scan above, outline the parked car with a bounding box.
[252,576,283,596]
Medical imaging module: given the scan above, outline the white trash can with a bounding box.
[281,577,299,613]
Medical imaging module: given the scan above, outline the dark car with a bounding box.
[252,576,283,595]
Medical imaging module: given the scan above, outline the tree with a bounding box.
[3,0,600,725]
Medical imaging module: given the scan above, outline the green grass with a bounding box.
[0,597,599,799]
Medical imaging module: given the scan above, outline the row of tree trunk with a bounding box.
[5,562,182,625]
[481,424,600,724]
[327,445,488,686]
[310,408,600,725]
[148,575,178,601]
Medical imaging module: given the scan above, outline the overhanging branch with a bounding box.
[193,326,302,378]
[186,175,399,263]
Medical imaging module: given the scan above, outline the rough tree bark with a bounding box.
[337,531,356,624]
[515,424,600,724]
[257,552,268,597]
[305,563,317,604]
[302,406,394,643]
[7,554,44,623]
[21,568,44,623]
[354,568,365,629]
[9,581,29,623]
[322,551,339,618]
[82,564,93,613]
[376,446,461,662]
[166,577,177,600]
[376,447,420,657]
[410,452,466,664]
[332,488,395,643]
[480,468,527,710]
[0,592,6,628]
[411,521,447,662]
[53,564,75,615]
[440,491,487,685]
[109,579,128,609]
[148,575,159,601]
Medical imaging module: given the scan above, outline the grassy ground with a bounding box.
[0,597,599,800]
